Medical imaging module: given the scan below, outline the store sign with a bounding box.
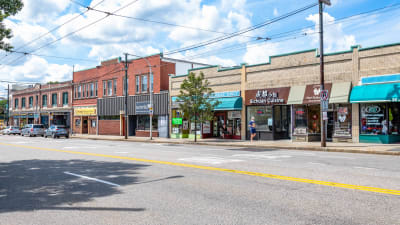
[303,84,332,104]
[74,107,97,116]
[210,91,240,98]
[245,87,290,105]
[228,111,241,119]
[135,101,150,114]
[172,118,183,125]
[364,105,381,114]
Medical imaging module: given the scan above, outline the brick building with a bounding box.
[73,53,208,137]
[170,42,400,144]
[10,81,73,129]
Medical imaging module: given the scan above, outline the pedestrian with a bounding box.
[249,116,256,142]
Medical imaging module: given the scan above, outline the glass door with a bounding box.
[273,105,290,139]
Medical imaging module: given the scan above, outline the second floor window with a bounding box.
[52,93,57,107]
[14,99,18,108]
[29,96,33,108]
[62,92,68,105]
[42,95,47,107]
[86,84,89,97]
[113,79,117,96]
[21,97,26,108]
[150,73,154,92]
[103,81,106,96]
[136,76,140,93]
[95,82,98,96]
[142,75,148,93]
[90,83,94,97]
[107,80,112,96]
[78,85,82,98]
[123,77,129,95]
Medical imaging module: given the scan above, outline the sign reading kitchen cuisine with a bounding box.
[245,87,290,105]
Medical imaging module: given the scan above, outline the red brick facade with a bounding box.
[98,120,120,135]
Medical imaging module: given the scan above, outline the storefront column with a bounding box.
[240,63,247,140]
[351,103,359,143]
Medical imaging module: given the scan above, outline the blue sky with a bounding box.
[0,0,399,96]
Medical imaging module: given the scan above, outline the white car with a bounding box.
[2,126,21,135]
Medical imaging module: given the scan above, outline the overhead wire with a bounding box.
[2,0,141,67]
[0,0,106,63]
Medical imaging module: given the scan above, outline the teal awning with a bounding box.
[350,82,400,103]
[213,97,242,111]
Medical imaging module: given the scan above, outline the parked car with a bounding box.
[21,124,46,137]
[2,126,21,135]
[44,125,69,139]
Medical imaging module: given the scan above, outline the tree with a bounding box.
[0,0,24,51]
[177,72,219,142]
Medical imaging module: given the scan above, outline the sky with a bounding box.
[0,0,400,96]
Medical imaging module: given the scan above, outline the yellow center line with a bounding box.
[1,142,400,196]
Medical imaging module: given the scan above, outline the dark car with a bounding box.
[21,124,46,137]
[44,125,69,139]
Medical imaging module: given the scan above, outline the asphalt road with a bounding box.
[0,135,399,225]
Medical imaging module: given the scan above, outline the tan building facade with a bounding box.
[170,42,400,143]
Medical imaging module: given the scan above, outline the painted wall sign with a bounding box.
[303,83,332,104]
[74,107,97,116]
[135,101,150,114]
[172,118,183,125]
[245,87,290,105]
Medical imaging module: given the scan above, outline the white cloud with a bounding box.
[243,42,280,64]
[273,8,279,17]
[13,0,70,23]
[304,12,356,53]
[0,56,72,84]
[88,43,160,60]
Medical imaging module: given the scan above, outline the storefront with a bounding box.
[171,91,243,139]
[350,81,400,143]
[290,84,332,142]
[245,87,290,140]
[73,107,97,135]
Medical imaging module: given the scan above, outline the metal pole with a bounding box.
[7,84,9,126]
[124,53,128,139]
[149,62,153,140]
[319,0,327,147]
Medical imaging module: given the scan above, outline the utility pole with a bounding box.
[319,0,331,147]
[124,53,128,139]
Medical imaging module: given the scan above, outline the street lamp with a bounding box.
[125,53,154,140]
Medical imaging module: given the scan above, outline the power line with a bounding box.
[0,0,106,63]
[9,50,99,62]
[2,0,141,67]
[163,2,318,56]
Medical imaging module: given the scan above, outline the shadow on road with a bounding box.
[0,159,152,213]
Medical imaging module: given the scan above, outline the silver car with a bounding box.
[2,126,21,135]
[21,124,46,137]
[44,125,69,139]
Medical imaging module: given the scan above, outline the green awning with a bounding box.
[287,86,306,104]
[350,82,400,103]
[329,82,351,103]
[213,97,242,111]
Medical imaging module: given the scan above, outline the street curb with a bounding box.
[71,136,400,156]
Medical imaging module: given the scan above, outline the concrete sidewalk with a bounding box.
[71,134,400,156]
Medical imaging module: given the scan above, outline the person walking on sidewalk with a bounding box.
[249,117,256,142]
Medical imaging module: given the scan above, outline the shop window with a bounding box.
[360,103,386,135]
[99,115,120,120]
[389,103,400,135]
[75,119,81,127]
[293,106,307,135]
[307,105,320,134]
[334,104,352,137]
[246,106,273,132]
[137,115,157,130]
[91,120,96,128]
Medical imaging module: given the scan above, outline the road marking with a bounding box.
[354,166,378,170]
[232,154,292,160]
[1,142,400,196]
[63,146,97,149]
[308,162,326,166]
[64,172,120,187]
[179,157,243,165]
[115,151,129,154]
